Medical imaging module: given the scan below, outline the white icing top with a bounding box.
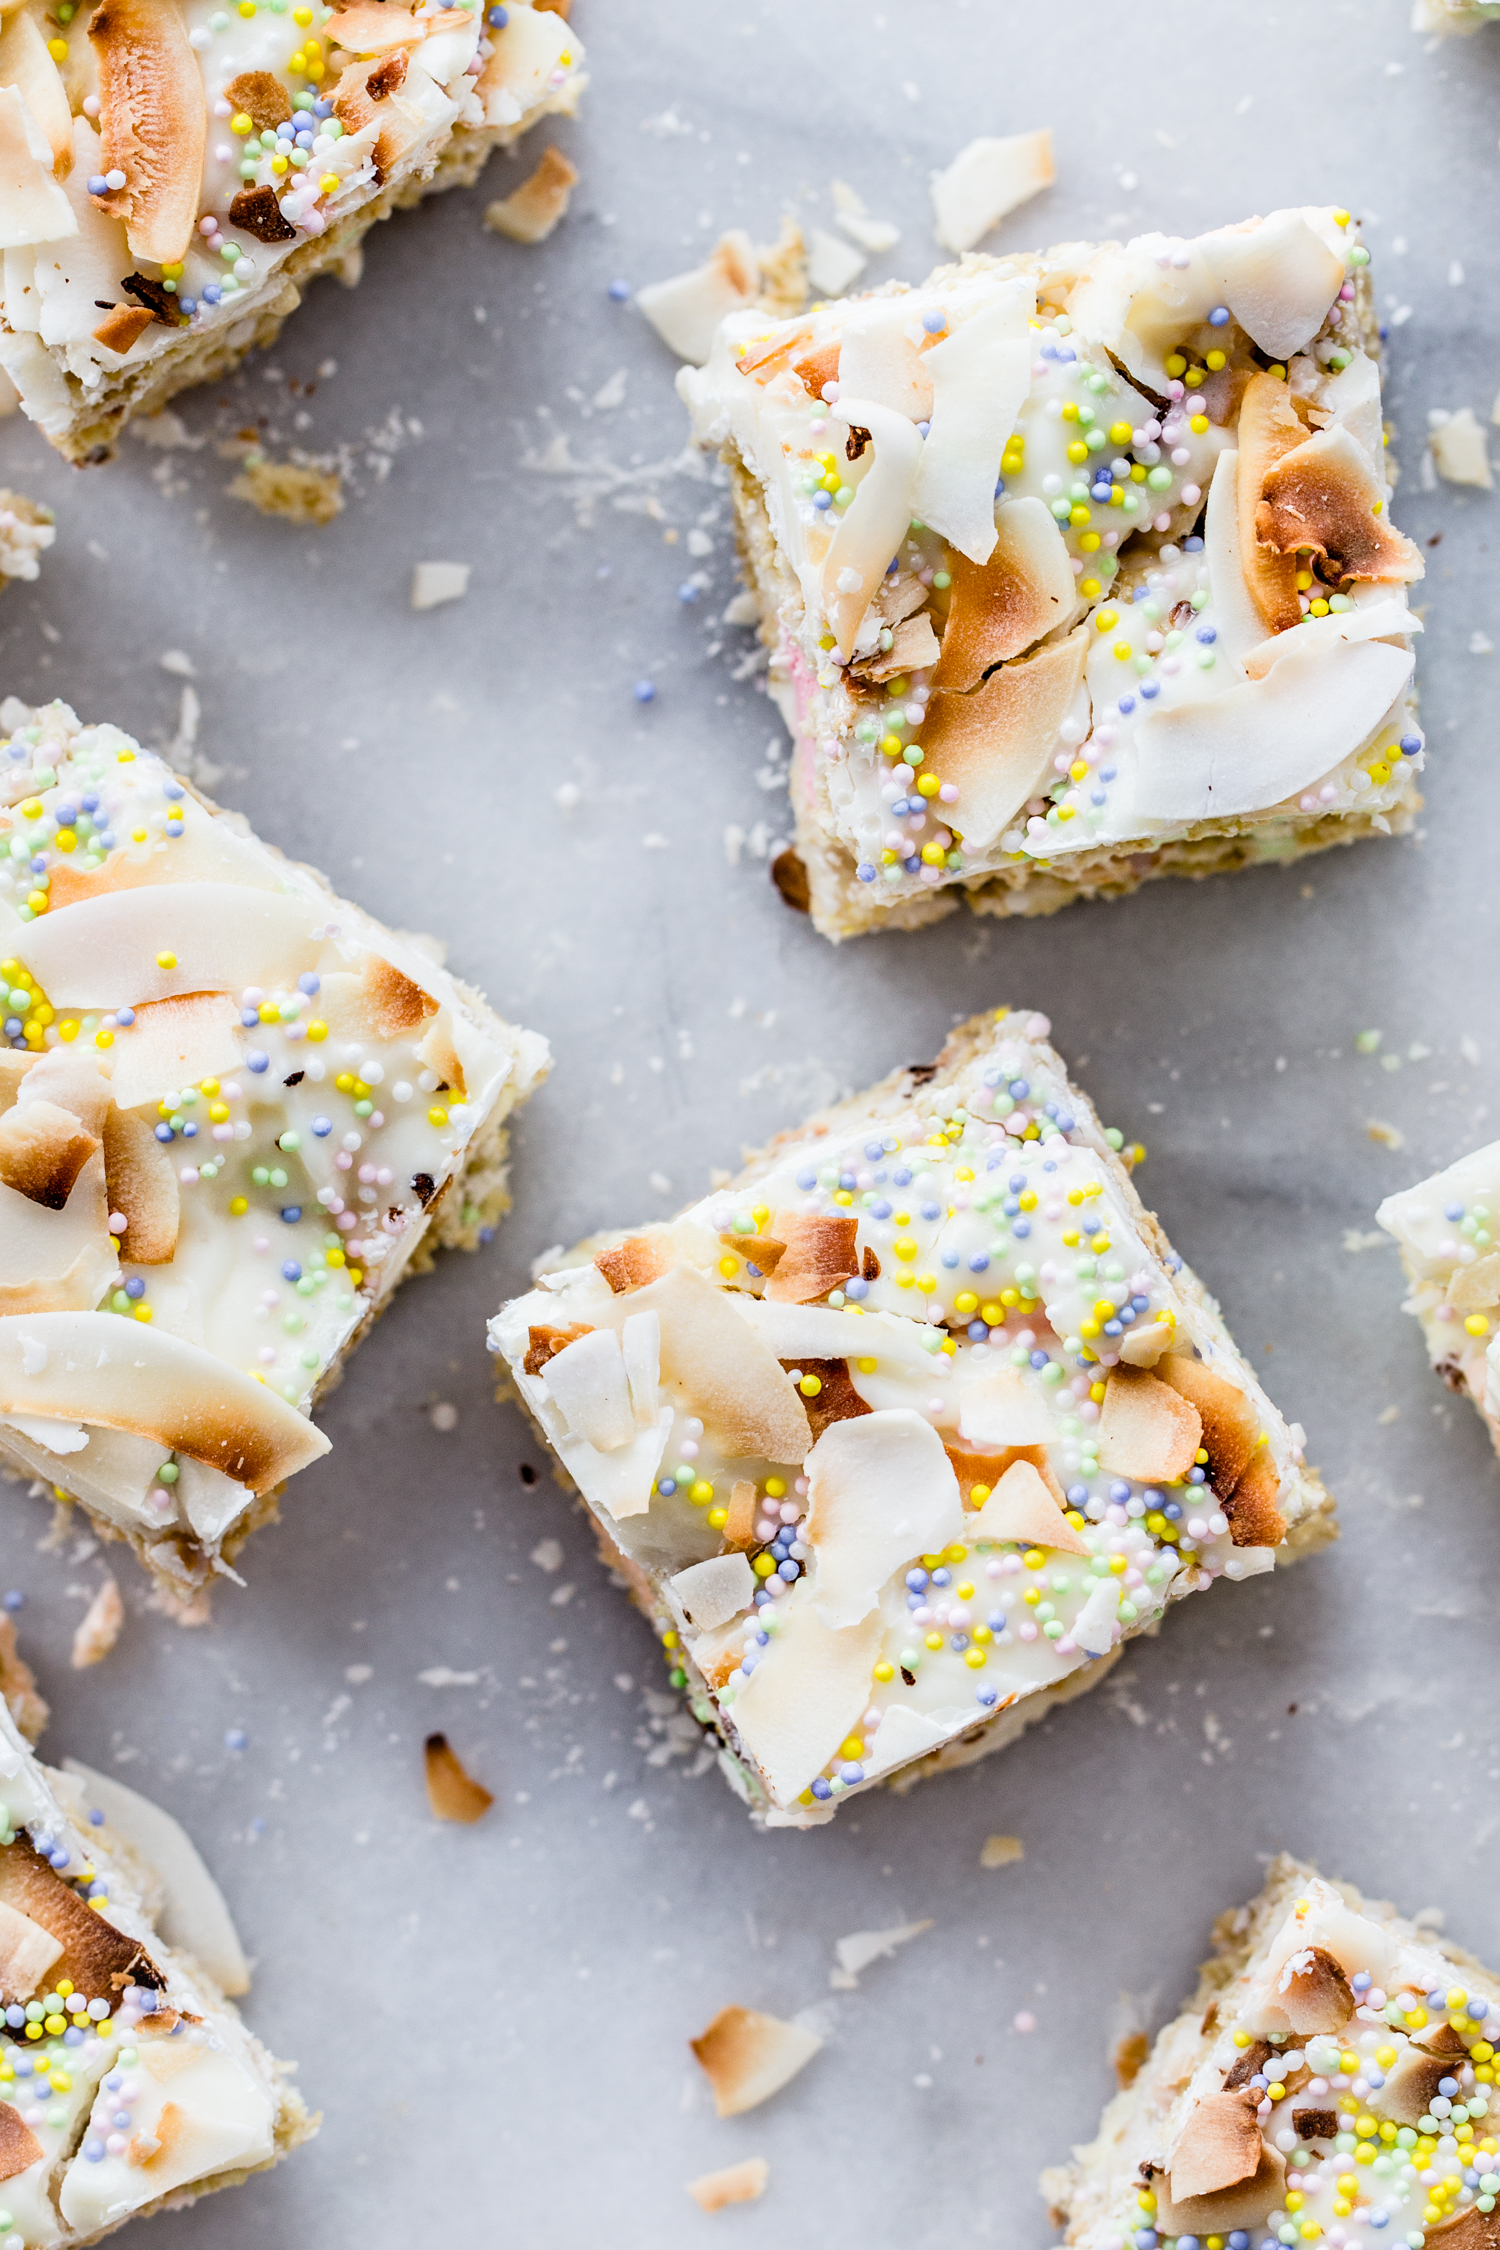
[1379,1141,1500,1437]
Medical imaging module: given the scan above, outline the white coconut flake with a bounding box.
[411,561,471,611]
[931,130,1054,254]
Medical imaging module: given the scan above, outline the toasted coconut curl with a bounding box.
[690,2005,821,2118]
[523,1321,593,1377]
[0,1100,98,1209]
[1095,1366,1202,1485]
[0,1837,162,2000]
[363,954,438,1039]
[89,0,208,266]
[102,1106,179,1264]
[1149,2143,1287,2237]
[71,1575,125,1669]
[721,1229,786,1275]
[930,503,1076,693]
[1224,1449,1286,1548]
[781,1358,871,1441]
[423,1732,493,1823]
[1158,1356,1259,1497]
[1169,2090,1264,2201]
[93,305,155,356]
[595,1234,673,1294]
[1274,1942,1354,2034]
[1257,425,1423,588]
[764,1213,858,1303]
[0,2102,42,2184]
[1236,372,1306,633]
[484,143,578,244]
[223,70,292,130]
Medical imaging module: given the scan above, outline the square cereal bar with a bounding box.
[1378,1144,1500,1453]
[1043,1853,1500,2250]
[488,1006,1334,1827]
[0,697,548,1603]
[0,0,584,462]
[0,1619,312,2239]
[680,206,1423,941]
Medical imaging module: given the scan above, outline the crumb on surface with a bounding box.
[228,456,343,526]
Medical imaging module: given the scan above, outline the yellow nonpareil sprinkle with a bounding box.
[156,951,176,970]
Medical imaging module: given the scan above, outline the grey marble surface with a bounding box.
[0,2,1498,2242]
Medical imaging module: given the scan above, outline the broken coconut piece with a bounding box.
[423,1733,493,1823]
[931,131,1055,255]
[489,1006,1333,1828]
[69,1578,123,1670]
[686,2157,769,2213]
[690,2005,822,2117]
[0,489,52,589]
[1041,1857,1500,2250]
[483,142,577,243]
[0,699,548,1605]
[678,208,1421,943]
[1377,1141,1500,1461]
[0,1667,313,2238]
[0,0,587,465]
[1430,406,1493,489]
[638,221,807,366]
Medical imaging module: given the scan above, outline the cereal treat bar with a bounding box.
[488,1007,1335,1829]
[0,697,549,1602]
[0,0,585,462]
[0,1636,313,2240]
[1043,1853,1500,2250]
[1377,1144,1500,1455]
[680,207,1424,941]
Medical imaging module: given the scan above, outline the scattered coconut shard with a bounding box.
[0,1659,314,2239]
[932,131,1056,255]
[0,697,549,1608]
[1377,1140,1500,1456]
[483,141,577,243]
[638,219,807,365]
[1429,407,1493,489]
[0,1,587,464]
[488,1006,1335,1828]
[70,1576,124,1669]
[423,1733,494,1824]
[687,2157,770,2214]
[0,491,53,589]
[690,2005,822,2117]
[679,205,1424,942]
[1042,1854,1500,2250]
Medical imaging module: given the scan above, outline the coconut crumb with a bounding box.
[424,1732,494,1823]
[0,491,54,588]
[411,561,471,611]
[1429,406,1493,487]
[71,1577,125,1670]
[228,456,343,526]
[980,1833,1024,1869]
[686,2158,768,2213]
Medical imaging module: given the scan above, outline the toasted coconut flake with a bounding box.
[14,883,318,1010]
[968,1459,1089,1554]
[0,1055,32,1117]
[1236,373,1306,634]
[690,2005,822,2118]
[1224,1448,1286,1547]
[362,954,438,1039]
[92,305,154,356]
[1258,423,1424,588]
[1096,1367,1202,1485]
[0,1836,160,2000]
[686,2157,769,2214]
[921,626,1088,853]
[623,1266,812,1465]
[325,2,423,52]
[89,0,206,265]
[1293,2105,1338,2141]
[484,143,578,244]
[780,1357,870,1441]
[1115,2029,1151,2088]
[723,1479,758,1551]
[669,1551,755,1631]
[1369,2041,1462,2128]
[0,1098,97,1209]
[0,83,75,248]
[0,1154,114,1317]
[980,1833,1023,1868]
[1158,1356,1260,1498]
[1149,2144,1287,2238]
[857,609,941,684]
[223,70,291,130]
[786,336,838,399]
[1118,1318,1173,1368]
[0,2099,41,2185]
[330,49,417,182]
[423,1732,493,1823]
[0,12,72,172]
[71,1575,124,1669]
[1274,1943,1354,2034]
[0,1898,61,2004]
[1423,2209,1500,2250]
[106,991,242,1114]
[804,1408,964,1628]
[931,130,1054,254]
[770,846,810,914]
[1447,1251,1500,1312]
[595,1233,674,1294]
[764,1213,858,1304]
[930,497,1078,692]
[523,1322,592,1376]
[1169,2090,1265,2201]
[720,1230,786,1277]
[638,231,759,365]
[227,183,295,245]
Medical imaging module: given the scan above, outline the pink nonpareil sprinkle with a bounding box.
[1013,2010,1037,2033]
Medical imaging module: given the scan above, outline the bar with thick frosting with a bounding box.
[0,0,585,461]
[680,208,1423,942]
[488,1006,1335,1827]
[1378,1144,1500,1454]
[1043,1854,1500,2250]
[0,697,549,1602]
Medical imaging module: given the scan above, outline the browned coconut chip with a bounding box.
[595,1234,674,1294]
[363,954,438,1039]
[0,1100,98,1209]
[930,505,1079,694]
[1158,1356,1260,1498]
[0,1900,61,2005]
[223,70,292,130]
[44,852,157,912]
[1223,1448,1286,1548]
[484,144,579,245]
[779,1357,871,1441]
[626,1266,812,1464]
[102,1107,180,1265]
[1294,2106,1338,2141]
[1236,372,1307,634]
[107,990,241,1114]
[764,1214,859,1304]
[92,305,155,356]
[1368,2043,1453,2129]
[790,339,839,397]
[1169,2090,1265,2201]
[333,50,419,183]
[686,2158,769,2214]
[690,2005,822,2118]
[1114,2030,1150,2088]
[1257,424,1424,588]
[0,1838,162,2001]
[1425,2212,1500,2249]
[424,1733,493,1823]
[731,324,813,385]
[1274,1943,1355,2034]
[325,1,425,51]
[89,0,208,267]
[722,1478,758,1551]
[0,2106,42,2186]
[855,610,941,685]
[946,1440,1068,1509]
[919,628,1088,855]
[71,1576,124,1669]
[969,1458,1090,1553]
[228,183,296,245]
[721,1230,786,1276]
[770,847,810,914]
[1148,2144,1286,2239]
[1222,2038,1274,2090]
[1095,1366,1203,1485]
[522,1321,593,1376]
